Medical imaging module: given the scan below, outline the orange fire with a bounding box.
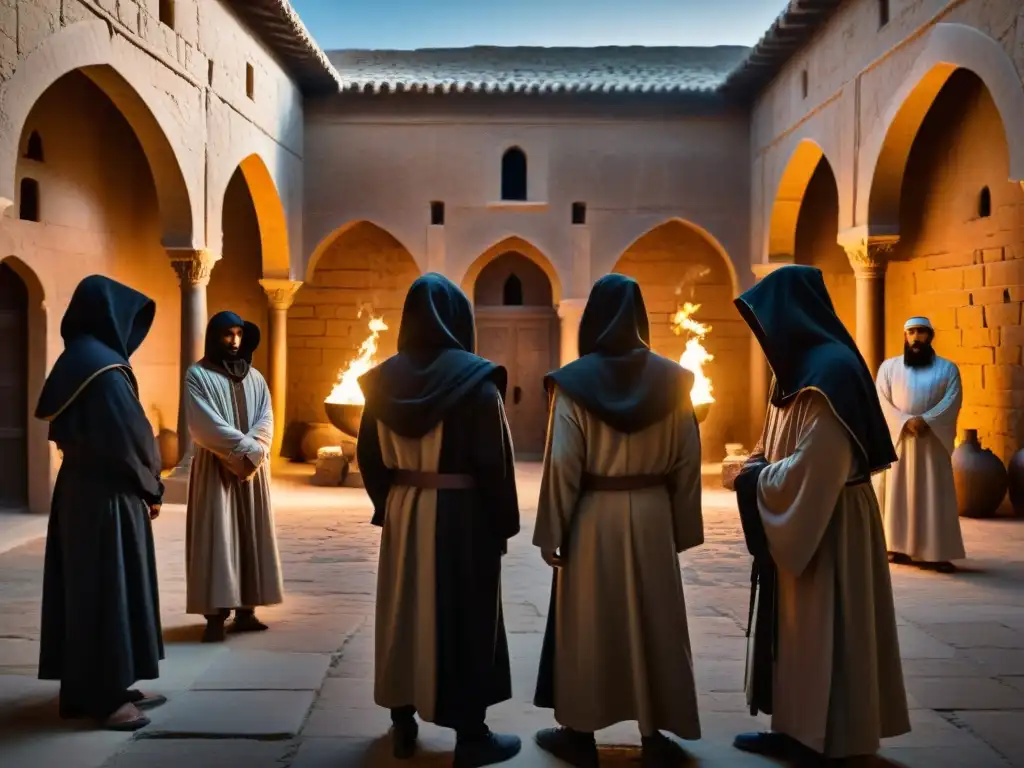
[671,302,714,406]
[325,312,389,405]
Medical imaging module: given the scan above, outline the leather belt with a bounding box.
[392,469,477,490]
[580,472,668,492]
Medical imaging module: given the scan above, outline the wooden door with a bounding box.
[0,263,28,510]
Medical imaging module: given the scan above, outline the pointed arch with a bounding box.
[859,23,1024,230]
[232,153,290,277]
[460,235,562,304]
[767,139,837,262]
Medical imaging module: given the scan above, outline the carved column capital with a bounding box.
[168,248,220,288]
[837,229,899,277]
[751,260,794,282]
[260,278,303,311]
[556,297,588,320]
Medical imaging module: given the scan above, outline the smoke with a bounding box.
[674,265,712,302]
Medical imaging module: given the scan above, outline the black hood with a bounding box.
[734,265,896,480]
[202,310,260,381]
[36,275,155,420]
[545,273,695,434]
[358,273,506,438]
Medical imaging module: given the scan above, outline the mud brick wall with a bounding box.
[287,223,420,425]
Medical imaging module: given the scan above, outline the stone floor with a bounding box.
[0,463,1022,767]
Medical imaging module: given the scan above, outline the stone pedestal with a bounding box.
[312,439,363,488]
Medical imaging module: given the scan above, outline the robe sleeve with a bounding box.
[185,369,259,467]
[669,406,704,553]
[356,408,391,527]
[471,381,520,543]
[921,363,962,455]
[756,391,853,577]
[533,388,584,553]
[244,374,274,467]
[876,361,910,449]
[66,368,164,507]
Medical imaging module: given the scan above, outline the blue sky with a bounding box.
[290,0,786,50]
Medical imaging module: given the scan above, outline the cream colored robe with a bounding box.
[184,364,284,615]
[533,388,704,738]
[873,355,965,562]
[756,390,910,757]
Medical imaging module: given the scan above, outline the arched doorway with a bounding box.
[883,68,1024,462]
[473,251,557,458]
[208,166,269,375]
[0,262,28,510]
[613,220,742,458]
[292,221,420,426]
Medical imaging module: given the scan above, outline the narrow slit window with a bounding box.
[571,202,587,225]
[19,178,40,222]
[246,63,255,100]
[25,131,43,162]
[159,0,175,28]
[501,147,527,201]
[878,0,890,27]
[979,186,992,218]
[503,274,524,306]
[430,201,445,225]
[800,69,809,99]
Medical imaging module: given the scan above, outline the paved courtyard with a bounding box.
[0,463,1022,767]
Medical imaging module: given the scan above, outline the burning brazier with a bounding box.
[311,313,388,489]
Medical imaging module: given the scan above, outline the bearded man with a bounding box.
[874,316,965,573]
[184,311,284,642]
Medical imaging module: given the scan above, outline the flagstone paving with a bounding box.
[0,463,1022,767]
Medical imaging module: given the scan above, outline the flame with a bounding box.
[325,313,389,405]
[671,302,715,406]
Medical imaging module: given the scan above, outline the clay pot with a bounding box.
[951,429,1007,518]
[1005,449,1024,518]
[156,428,178,471]
[721,443,750,491]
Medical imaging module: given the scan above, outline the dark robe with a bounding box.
[356,273,518,730]
[35,275,164,720]
[534,273,699,710]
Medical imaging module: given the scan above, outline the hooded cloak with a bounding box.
[201,310,260,382]
[734,265,896,481]
[544,273,694,434]
[35,275,155,420]
[358,273,507,437]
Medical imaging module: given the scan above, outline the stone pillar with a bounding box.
[556,298,587,366]
[426,224,446,274]
[259,278,303,458]
[839,230,899,376]
[168,248,219,471]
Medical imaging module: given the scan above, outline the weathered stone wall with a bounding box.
[474,252,553,307]
[886,70,1024,462]
[288,222,420,424]
[612,220,747,457]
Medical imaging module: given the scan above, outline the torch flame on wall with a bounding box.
[671,302,715,406]
[325,313,389,405]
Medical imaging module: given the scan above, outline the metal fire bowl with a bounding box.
[325,402,363,440]
[694,402,712,424]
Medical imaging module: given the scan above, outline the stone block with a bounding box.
[17,0,59,57]
[290,306,314,318]
[117,0,140,35]
[102,740,293,768]
[961,328,999,347]
[290,319,326,336]
[1001,324,1024,346]
[955,305,984,329]
[140,690,316,738]
[925,251,977,270]
[995,345,1021,365]
[971,286,1006,305]
[191,651,331,691]
[960,364,983,391]
[929,307,957,330]
[290,348,322,366]
[919,268,965,292]
[953,712,1024,767]
[983,364,1024,391]
[929,290,974,309]
[948,346,994,365]
[981,247,1005,263]
[903,676,1024,710]
[983,302,1021,327]
[984,259,1024,286]
[920,622,1024,650]
[963,264,986,289]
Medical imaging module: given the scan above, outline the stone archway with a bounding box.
[469,246,559,458]
[290,222,420,426]
[612,219,745,458]
[0,257,47,515]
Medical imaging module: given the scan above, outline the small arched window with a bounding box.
[878,0,889,27]
[501,147,527,201]
[19,178,40,222]
[502,274,524,306]
[800,69,808,99]
[159,0,175,28]
[978,186,992,218]
[25,131,43,162]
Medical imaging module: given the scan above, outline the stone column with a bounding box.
[556,298,587,366]
[168,248,219,471]
[839,231,899,376]
[259,278,303,458]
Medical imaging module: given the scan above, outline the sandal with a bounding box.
[127,690,168,710]
[102,703,151,732]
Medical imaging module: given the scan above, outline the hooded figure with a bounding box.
[874,316,965,572]
[36,275,165,731]
[531,274,704,767]
[731,265,909,761]
[183,310,283,642]
[356,273,521,766]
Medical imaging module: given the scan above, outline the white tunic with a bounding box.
[873,355,965,562]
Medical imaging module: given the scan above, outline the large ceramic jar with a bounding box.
[1005,448,1024,518]
[951,429,1007,518]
